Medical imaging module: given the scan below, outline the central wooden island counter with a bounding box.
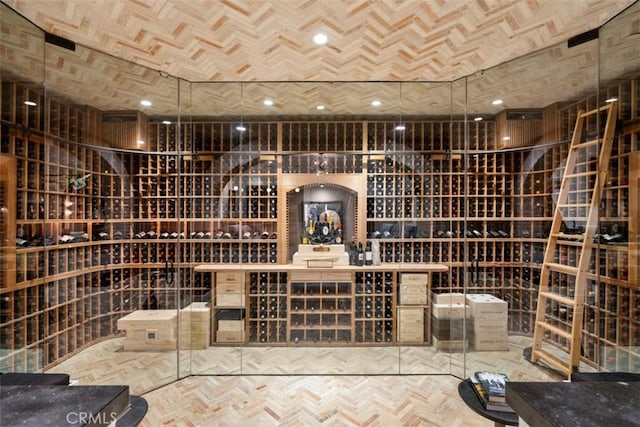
[195,263,448,346]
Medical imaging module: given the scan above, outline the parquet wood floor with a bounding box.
[47,335,588,425]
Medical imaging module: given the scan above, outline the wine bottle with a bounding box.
[365,241,373,265]
[357,243,364,266]
[349,242,357,265]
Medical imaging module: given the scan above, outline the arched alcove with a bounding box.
[285,180,360,262]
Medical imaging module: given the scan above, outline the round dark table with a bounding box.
[458,379,519,427]
[116,395,148,426]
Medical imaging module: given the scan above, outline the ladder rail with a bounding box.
[531,102,618,378]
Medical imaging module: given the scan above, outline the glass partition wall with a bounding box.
[1,1,638,396]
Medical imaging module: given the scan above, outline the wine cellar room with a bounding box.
[0,0,639,422]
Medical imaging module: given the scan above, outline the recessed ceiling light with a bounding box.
[140,100,152,107]
[371,100,382,107]
[236,124,247,132]
[605,97,618,103]
[492,99,503,105]
[263,99,274,106]
[162,120,171,125]
[24,100,37,106]
[316,104,325,110]
[474,117,483,121]
[313,33,328,45]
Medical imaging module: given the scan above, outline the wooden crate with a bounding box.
[399,284,427,305]
[216,330,245,343]
[397,307,425,342]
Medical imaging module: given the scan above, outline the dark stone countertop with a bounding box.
[506,381,640,427]
[0,384,129,426]
[0,373,70,386]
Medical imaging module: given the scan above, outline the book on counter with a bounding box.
[469,372,515,413]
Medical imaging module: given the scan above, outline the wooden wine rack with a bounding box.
[0,72,639,373]
[200,265,441,346]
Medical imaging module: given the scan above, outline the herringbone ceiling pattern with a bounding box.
[2,0,639,117]
[5,0,633,82]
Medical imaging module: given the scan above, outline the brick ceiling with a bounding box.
[2,0,639,117]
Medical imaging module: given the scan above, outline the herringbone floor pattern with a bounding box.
[47,335,583,426]
[140,375,486,427]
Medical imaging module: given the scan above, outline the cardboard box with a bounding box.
[432,336,468,352]
[469,329,509,351]
[216,281,244,294]
[398,307,425,323]
[216,271,245,285]
[399,284,427,305]
[215,293,245,307]
[216,330,245,343]
[398,324,424,342]
[179,331,210,349]
[431,303,469,319]
[400,273,429,286]
[397,307,425,342]
[218,319,244,331]
[472,317,508,331]
[431,316,473,340]
[178,303,211,349]
[117,310,178,351]
[465,294,508,318]
[471,338,509,351]
[432,292,465,305]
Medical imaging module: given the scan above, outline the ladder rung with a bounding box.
[535,321,573,340]
[572,139,600,149]
[557,203,590,208]
[551,233,585,241]
[531,348,571,376]
[544,263,578,275]
[565,171,597,179]
[579,104,612,118]
[539,291,577,307]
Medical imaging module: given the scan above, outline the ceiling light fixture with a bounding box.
[162,120,171,125]
[313,33,328,45]
[236,83,246,132]
[371,100,382,107]
[316,104,325,111]
[474,117,483,121]
[492,99,503,105]
[395,82,405,131]
[263,99,274,106]
[140,99,152,107]
[24,100,37,106]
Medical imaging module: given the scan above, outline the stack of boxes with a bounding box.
[465,294,508,351]
[397,273,429,343]
[179,302,210,349]
[431,292,471,352]
[117,309,178,351]
[214,272,246,343]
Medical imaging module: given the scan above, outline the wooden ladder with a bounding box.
[530,102,618,378]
